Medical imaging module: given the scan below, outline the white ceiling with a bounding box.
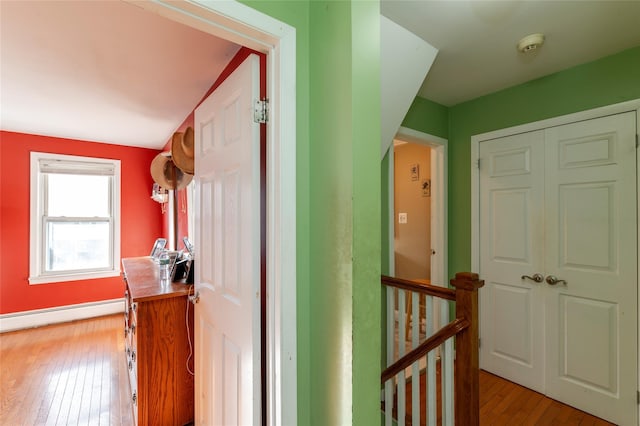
[2,1,639,149]
[381,0,640,106]
[0,0,239,149]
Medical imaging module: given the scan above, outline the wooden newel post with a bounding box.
[451,272,484,426]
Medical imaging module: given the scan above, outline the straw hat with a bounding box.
[171,126,194,175]
[150,152,192,190]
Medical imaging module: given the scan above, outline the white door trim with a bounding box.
[471,98,640,420]
[124,2,297,425]
[391,126,448,286]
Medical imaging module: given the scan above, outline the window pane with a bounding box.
[47,174,110,217]
[46,222,111,272]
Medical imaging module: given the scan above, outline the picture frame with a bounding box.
[422,179,431,197]
[150,238,167,259]
[410,163,420,181]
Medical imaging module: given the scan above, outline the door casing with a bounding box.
[388,126,448,286]
[123,2,298,425]
[471,98,640,421]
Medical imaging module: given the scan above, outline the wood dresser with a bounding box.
[122,257,195,426]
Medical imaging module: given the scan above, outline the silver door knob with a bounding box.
[545,275,567,286]
[521,273,544,283]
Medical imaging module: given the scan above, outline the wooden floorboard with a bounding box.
[0,315,620,425]
[0,314,133,426]
[389,368,616,426]
[479,370,615,426]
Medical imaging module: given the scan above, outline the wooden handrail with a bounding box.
[381,272,484,426]
[381,275,456,301]
[381,317,469,383]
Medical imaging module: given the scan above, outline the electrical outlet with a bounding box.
[398,213,407,224]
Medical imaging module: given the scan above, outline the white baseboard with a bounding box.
[0,298,125,333]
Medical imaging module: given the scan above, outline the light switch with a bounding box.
[398,212,407,224]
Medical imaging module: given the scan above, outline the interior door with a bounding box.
[543,113,637,424]
[479,111,637,425]
[479,130,546,393]
[194,54,261,426]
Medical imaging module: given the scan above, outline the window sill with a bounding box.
[29,269,121,285]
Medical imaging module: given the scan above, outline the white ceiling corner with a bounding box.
[0,0,240,149]
[1,1,639,149]
[381,0,640,107]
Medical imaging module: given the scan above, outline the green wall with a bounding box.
[399,46,640,279]
[350,2,381,424]
[241,1,381,425]
[447,46,640,276]
[401,96,449,140]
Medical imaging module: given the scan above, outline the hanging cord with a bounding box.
[186,284,195,376]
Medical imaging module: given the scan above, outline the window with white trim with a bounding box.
[29,152,121,284]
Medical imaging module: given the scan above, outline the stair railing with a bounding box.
[381,272,484,426]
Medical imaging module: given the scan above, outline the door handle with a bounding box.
[545,275,567,286]
[521,273,544,283]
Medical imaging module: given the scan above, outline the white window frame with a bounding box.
[29,152,121,284]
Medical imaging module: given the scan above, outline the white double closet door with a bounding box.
[479,111,637,425]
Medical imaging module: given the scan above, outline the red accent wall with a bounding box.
[159,47,265,250]
[0,131,162,314]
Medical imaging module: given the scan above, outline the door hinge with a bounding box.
[478,338,481,348]
[476,159,481,169]
[254,98,269,124]
[636,134,639,148]
[637,390,639,404]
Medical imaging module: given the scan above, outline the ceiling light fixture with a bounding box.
[517,33,545,53]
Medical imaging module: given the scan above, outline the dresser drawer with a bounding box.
[122,257,194,425]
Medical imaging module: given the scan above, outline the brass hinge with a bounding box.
[254,98,269,124]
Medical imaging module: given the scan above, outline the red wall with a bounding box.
[0,131,163,314]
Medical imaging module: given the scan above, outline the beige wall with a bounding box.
[394,142,431,280]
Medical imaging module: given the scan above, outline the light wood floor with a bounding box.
[478,371,614,426]
[1,314,617,426]
[1,314,133,425]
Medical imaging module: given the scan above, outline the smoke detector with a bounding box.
[517,33,545,53]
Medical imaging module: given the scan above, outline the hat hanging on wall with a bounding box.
[171,126,194,175]
[150,152,192,190]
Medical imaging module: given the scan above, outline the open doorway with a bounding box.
[388,126,447,287]
[394,141,433,281]
[128,3,297,425]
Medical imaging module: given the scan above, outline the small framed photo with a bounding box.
[150,238,167,259]
[410,163,420,181]
[422,179,431,197]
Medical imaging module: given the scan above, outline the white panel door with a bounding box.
[479,111,637,425]
[544,112,637,425]
[479,130,546,393]
[194,54,261,426]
